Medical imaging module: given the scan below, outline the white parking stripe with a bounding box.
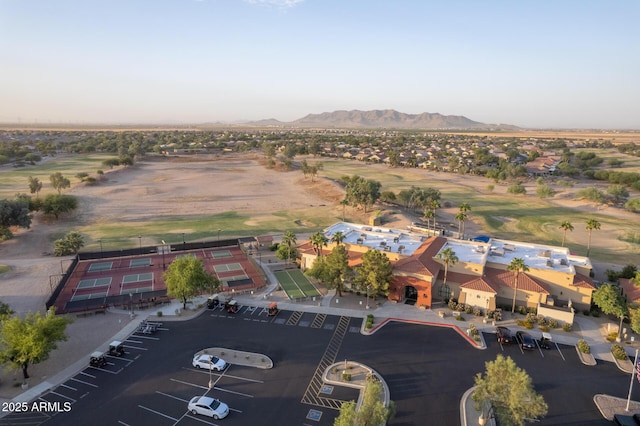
[71,377,99,387]
[156,391,189,403]
[79,371,96,378]
[59,383,77,391]
[138,404,178,421]
[170,378,209,390]
[211,386,253,398]
[45,390,76,402]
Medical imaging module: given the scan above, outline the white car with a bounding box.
[192,354,227,371]
[188,396,229,419]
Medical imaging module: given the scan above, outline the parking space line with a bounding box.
[124,339,144,344]
[138,404,178,421]
[71,377,99,387]
[229,407,243,414]
[170,378,209,390]
[44,391,76,402]
[185,413,221,425]
[156,391,189,403]
[556,343,566,361]
[211,386,253,398]
[131,335,160,341]
[89,365,123,374]
[117,421,131,426]
[59,383,77,391]
[78,371,96,379]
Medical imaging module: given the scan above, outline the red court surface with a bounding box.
[51,244,266,315]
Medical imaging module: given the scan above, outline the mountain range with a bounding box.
[248,109,517,130]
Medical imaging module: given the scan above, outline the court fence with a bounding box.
[46,238,247,314]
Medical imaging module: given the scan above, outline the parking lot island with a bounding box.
[323,361,390,411]
[195,347,274,369]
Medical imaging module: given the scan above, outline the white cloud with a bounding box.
[244,0,304,9]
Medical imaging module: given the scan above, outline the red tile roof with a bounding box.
[572,273,596,290]
[620,278,640,302]
[460,277,498,294]
[394,236,447,277]
[484,267,550,295]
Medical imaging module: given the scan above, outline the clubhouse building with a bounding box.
[298,222,595,314]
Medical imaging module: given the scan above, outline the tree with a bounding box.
[0,308,72,381]
[41,194,78,219]
[507,182,526,195]
[607,185,629,204]
[49,172,71,194]
[629,306,640,336]
[458,203,471,237]
[509,258,529,313]
[585,218,601,257]
[310,232,328,257]
[473,354,547,426]
[54,231,85,256]
[559,220,574,247]
[429,199,441,231]
[342,175,381,213]
[331,231,345,245]
[353,250,393,296]
[334,376,392,426]
[28,176,42,198]
[0,198,32,240]
[306,244,351,297]
[592,284,628,338]
[436,248,458,288]
[455,211,467,238]
[278,231,297,264]
[163,256,218,309]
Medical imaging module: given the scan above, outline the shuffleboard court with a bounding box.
[286,269,321,297]
[122,272,154,284]
[211,250,232,259]
[88,262,113,272]
[77,277,112,289]
[274,270,305,300]
[214,263,243,273]
[129,258,151,268]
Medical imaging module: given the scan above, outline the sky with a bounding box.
[1,0,639,129]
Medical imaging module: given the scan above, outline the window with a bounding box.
[438,284,451,299]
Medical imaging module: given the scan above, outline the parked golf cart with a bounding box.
[108,340,125,357]
[225,299,238,313]
[538,332,553,349]
[207,294,225,309]
[267,302,279,316]
[90,351,107,368]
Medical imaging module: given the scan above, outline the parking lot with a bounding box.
[1,305,638,425]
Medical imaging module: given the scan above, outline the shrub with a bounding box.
[473,307,483,316]
[516,319,534,329]
[526,313,538,323]
[606,332,619,342]
[342,372,352,381]
[365,314,374,329]
[612,344,628,360]
[455,315,465,321]
[448,298,458,310]
[549,319,559,328]
[562,323,573,332]
[583,309,590,316]
[590,310,600,318]
[157,311,163,317]
[537,316,548,327]
[517,306,527,315]
[468,323,480,337]
[577,339,591,354]
[465,305,473,314]
[539,325,550,332]
[455,303,465,312]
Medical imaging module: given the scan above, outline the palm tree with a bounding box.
[459,203,471,237]
[585,219,601,257]
[455,211,467,239]
[340,199,349,222]
[331,231,345,246]
[281,231,297,264]
[310,232,328,257]
[509,257,529,313]
[429,199,441,232]
[436,248,458,287]
[559,220,574,247]
[422,209,435,232]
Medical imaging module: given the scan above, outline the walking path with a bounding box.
[3,257,639,424]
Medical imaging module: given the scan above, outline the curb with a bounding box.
[322,362,390,411]
[195,347,273,369]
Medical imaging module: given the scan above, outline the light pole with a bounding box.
[217,229,221,241]
[626,348,640,411]
[138,235,142,254]
[161,240,166,270]
[208,359,213,388]
[129,293,133,317]
[366,285,370,310]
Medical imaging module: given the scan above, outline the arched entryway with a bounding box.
[404,285,418,305]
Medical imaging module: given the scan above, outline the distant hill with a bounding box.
[246,109,517,130]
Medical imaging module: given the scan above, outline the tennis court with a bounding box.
[77,277,112,289]
[70,291,108,302]
[130,258,152,268]
[274,270,322,300]
[211,250,232,259]
[214,263,243,273]
[88,261,113,272]
[219,274,249,284]
[122,272,153,284]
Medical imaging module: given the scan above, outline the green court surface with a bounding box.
[130,258,151,268]
[77,277,112,289]
[274,270,305,300]
[88,262,113,272]
[122,272,153,284]
[211,250,232,259]
[220,274,249,283]
[71,292,108,301]
[214,263,243,273]
[176,253,196,259]
[287,269,321,297]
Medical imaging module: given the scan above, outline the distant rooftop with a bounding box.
[324,222,426,256]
